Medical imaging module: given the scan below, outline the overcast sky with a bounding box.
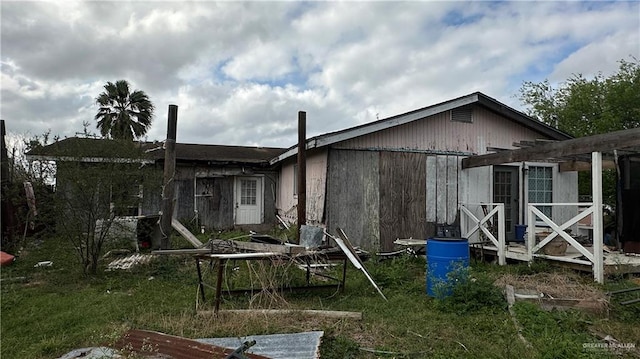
[2,1,639,149]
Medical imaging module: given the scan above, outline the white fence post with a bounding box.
[527,204,535,261]
[497,205,506,265]
[592,152,604,283]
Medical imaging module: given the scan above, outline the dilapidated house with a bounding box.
[272,92,576,251]
[27,138,285,231]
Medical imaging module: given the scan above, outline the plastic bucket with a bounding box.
[426,238,469,297]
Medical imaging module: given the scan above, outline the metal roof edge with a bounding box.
[270,93,481,164]
[475,93,572,140]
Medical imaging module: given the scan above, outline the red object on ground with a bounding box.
[0,251,15,266]
[115,329,271,359]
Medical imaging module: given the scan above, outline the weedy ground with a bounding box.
[1,232,639,358]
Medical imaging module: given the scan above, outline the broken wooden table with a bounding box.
[194,250,349,313]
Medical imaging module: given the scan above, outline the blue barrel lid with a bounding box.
[428,237,467,241]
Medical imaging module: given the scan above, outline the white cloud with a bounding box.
[1,1,638,148]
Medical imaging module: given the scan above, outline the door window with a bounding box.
[240,179,257,205]
[528,166,553,219]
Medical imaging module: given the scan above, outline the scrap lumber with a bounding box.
[152,239,307,256]
[505,285,533,349]
[114,329,270,359]
[231,239,307,255]
[212,309,363,320]
[171,218,203,248]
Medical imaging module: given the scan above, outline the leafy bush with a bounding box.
[366,255,425,293]
[434,266,507,314]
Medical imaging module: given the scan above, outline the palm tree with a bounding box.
[95,80,154,141]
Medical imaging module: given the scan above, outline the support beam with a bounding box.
[592,152,604,283]
[157,105,178,249]
[462,127,640,169]
[297,111,306,242]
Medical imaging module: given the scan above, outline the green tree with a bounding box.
[95,80,155,140]
[519,58,640,204]
[519,58,640,137]
[25,137,162,275]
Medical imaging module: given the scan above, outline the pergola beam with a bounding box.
[462,127,640,169]
[558,160,616,172]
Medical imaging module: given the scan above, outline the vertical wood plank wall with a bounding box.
[326,149,380,250]
[379,152,427,251]
[327,149,466,251]
[425,154,462,226]
[195,177,234,229]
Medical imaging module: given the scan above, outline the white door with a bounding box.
[235,177,263,224]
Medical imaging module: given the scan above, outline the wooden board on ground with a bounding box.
[171,218,203,248]
[209,309,363,320]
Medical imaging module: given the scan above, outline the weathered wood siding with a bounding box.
[195,177,234,229]
[326,149,380,250]
[172,166,194,221]
[379,152,427,251]
[171,165,277,230]
[426,155,462,225]
[276,149,328,224]
[334,106,548,154]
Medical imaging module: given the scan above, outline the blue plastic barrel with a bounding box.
[426,238,470,297]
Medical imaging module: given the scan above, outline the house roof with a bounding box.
[26,137,286,166]
[270,92,572,164]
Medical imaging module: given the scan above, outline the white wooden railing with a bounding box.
[460,203,506,265]
[527,202,603,283]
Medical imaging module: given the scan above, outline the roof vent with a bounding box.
[451,106,473,123]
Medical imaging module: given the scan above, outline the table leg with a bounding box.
[195,259,206,303]
[214,258,225,313]
[341,258,347,292]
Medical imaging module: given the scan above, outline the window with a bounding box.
[240,179,257,205]
[111,183,142,217]
[451,106,473,123]
[528,166,552,219]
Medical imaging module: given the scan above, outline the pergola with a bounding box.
[461,127,640,283]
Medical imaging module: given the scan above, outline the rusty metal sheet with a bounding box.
[114,329,271,359]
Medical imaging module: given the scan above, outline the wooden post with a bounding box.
[1,120,8,186]
[297,111,306,242]
[157,105,178,249]
[592,151,604,283]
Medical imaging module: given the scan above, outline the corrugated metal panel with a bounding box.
[333,106,549,154]
[114,329,270,359]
